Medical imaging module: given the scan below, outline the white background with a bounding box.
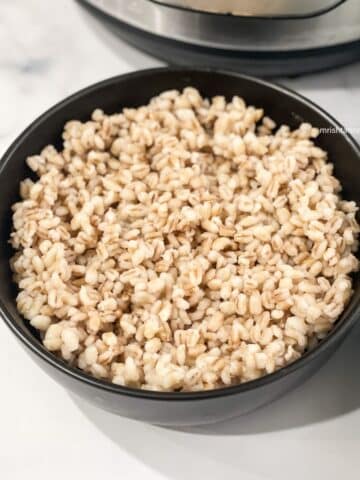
[1,1,360,479]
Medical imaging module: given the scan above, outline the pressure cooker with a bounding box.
[79,0,360,75]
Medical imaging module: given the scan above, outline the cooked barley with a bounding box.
[10,87,359,391]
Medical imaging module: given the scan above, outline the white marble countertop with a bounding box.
[1,1,360,479]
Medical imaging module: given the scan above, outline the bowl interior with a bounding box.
[0,68,359,391]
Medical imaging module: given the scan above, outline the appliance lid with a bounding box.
[151,0,346,18]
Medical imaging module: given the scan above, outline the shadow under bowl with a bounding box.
[0,67,359,426]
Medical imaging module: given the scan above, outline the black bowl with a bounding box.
[1,68,359,426]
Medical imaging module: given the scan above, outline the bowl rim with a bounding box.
[1,66,360,401]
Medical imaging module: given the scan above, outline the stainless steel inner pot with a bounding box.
[83,0,360,51]
[152,0,345,17]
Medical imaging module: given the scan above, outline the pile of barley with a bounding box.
[10,88,359,391]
